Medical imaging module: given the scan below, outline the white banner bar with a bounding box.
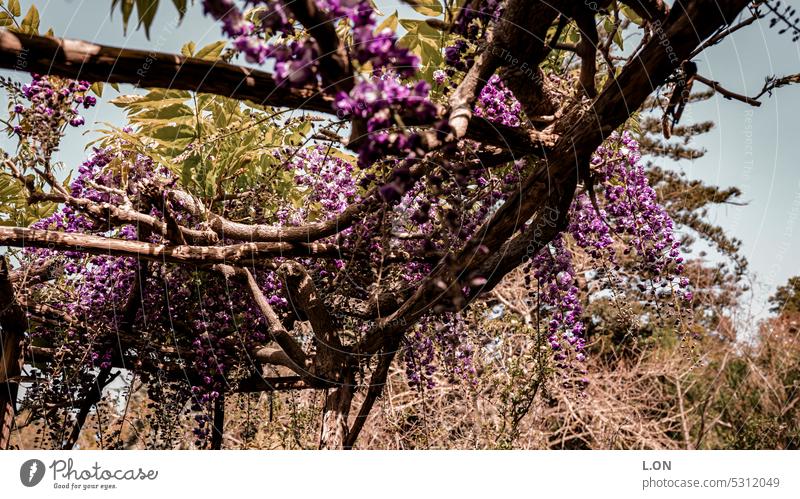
[1,451,797,498]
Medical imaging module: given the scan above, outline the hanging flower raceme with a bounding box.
[525,132,691,383]
[335,76,437,168]
[12,74,95,146]
[403,315,476,389]
[277,145,360,226]
[577,132,688,296]
[328,0,437,169]
[531,236,587,374]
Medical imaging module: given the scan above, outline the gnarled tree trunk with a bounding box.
[319,369,355,449]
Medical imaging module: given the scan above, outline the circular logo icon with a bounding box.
[20,459,45,487]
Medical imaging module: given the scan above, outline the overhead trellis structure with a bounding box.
[1,0,796,450]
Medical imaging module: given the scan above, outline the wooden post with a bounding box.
[0,257,26,449]
[211,392,225,450]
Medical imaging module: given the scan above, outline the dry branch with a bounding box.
[0,226,345,265]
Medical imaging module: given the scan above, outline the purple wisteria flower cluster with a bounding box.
[201,1,438,177]
[571,132,688,296]
[277,145,360,226]
[335,76,436,168]
[404,315,476,389]
[12,74,95,140]
[25,144,294,445]
[327,0,438,169]
[529,236,588,386]
[473,74,522,127]
[202,0,293,64]
[524,132,691,384]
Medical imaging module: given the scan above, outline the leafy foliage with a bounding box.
[110,0,188,36]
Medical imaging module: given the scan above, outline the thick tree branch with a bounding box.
[0,30,332,112]
[278,262,344,379]
[253,346,298,369]
[242,268,310,377]
[0,226,345,265]
[319,368,355,449]
[285,0,352,93]
[575,10,600,98]
[447,31,500,138]
[344,338,400,449]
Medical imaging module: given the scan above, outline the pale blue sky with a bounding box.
[2,0,800,319]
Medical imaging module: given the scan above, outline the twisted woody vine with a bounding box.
[0,0,798,449]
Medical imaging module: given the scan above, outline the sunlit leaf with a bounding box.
[0,12,14,27]
[194,41,227,60]
[620,5,644,26]
[406,0,443,17]
[8,0,20,17]
[375,11,398,33]
[181,41,196,57]
[19,5,39,34]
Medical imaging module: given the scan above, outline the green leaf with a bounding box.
[90,82,104,97]
[194,41,226,60]
[20,5,39,34]
[620,5,643,26]
[567,25,579,43]
[171,0,187,20]
[398,19,443,67]
[406,0,442,17]
[111,89,191,111]
[603,17,623,50]
[117,0,135,34]
[135,0,159,38]
[8,0,20,17]
[130,102,194,121]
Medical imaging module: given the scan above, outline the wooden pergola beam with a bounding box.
[0,30,333,112]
